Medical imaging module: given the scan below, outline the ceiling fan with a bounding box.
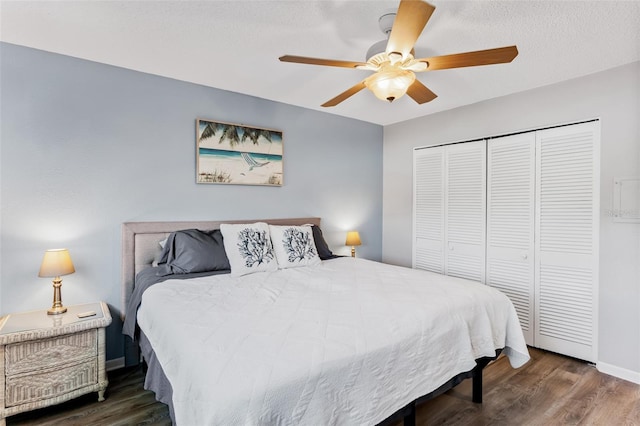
[279,0,518,107]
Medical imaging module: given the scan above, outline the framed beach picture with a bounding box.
[196,119,283,186]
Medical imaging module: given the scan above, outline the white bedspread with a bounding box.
[137,257,529,426]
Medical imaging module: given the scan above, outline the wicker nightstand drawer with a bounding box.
[5,359,98,407]
[5,329,97,375]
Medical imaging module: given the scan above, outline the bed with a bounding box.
[121,218,529,425]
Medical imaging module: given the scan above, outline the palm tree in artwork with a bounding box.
[219,125,241,147]
[200,122,275,148]
[241,129,273,145]
[200,121,220,143]
[200,122,240,147]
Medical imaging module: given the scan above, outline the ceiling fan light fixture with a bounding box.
[364,67,416,102]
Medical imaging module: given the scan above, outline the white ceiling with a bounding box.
[1,0,639,126]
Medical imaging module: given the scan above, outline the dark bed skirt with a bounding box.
[138,331,176,422]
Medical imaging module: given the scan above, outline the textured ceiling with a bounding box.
[1,0,639,125]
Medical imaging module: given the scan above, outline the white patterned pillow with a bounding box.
[220,222,278,276]
[269,225,321,269]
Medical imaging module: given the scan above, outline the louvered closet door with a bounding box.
[445,141,487,282]
[413,147,445,273]
[487,133,535,345]
[535,121,599,362]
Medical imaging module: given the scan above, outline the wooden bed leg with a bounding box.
[472,365,483,403]
[403,401,416,426]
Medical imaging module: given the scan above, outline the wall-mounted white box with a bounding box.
[613,176,640,223]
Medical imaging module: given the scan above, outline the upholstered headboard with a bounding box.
[121,218,321,318]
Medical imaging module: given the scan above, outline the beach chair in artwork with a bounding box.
[241,152,270,171]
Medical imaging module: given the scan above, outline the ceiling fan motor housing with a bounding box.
[366,40,388,62]
[366,11,397,61]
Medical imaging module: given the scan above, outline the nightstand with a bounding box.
[0,302,112,426]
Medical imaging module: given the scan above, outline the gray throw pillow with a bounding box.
[311,225,337,260]
[158,229,230,274]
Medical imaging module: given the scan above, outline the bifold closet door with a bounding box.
[535,121,599,362]
[413,141,486,282]
[414,146,445,273]
[486,133,535,345]
[445,141,486,282]
[415,121,599,361]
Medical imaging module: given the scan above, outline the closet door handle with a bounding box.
[522,254,528,260]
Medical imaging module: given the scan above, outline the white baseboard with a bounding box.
[597,361,640,384]
[106,356,125,372]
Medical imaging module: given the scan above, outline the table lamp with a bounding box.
[38,248,75,315]
[345,231,361,257]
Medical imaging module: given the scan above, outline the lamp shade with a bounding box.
[364,68,416,102]
[38,249,75,278]
[345,231,362,247]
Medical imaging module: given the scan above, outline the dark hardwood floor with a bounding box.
[8,348,640,425]
[410,348,640,426]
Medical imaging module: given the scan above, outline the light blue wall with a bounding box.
[0,43,383,360]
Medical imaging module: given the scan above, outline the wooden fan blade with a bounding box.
[321,81,367,107]
[406,79,437,104]
[417,46,518,71]
[386,0,435,59]
[279,55,366,69]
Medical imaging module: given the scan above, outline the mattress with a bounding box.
[137,257,529,425]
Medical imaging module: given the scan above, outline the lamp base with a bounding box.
[351,247,356,257]
[48,276,67,315]
[47,305,67,315]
